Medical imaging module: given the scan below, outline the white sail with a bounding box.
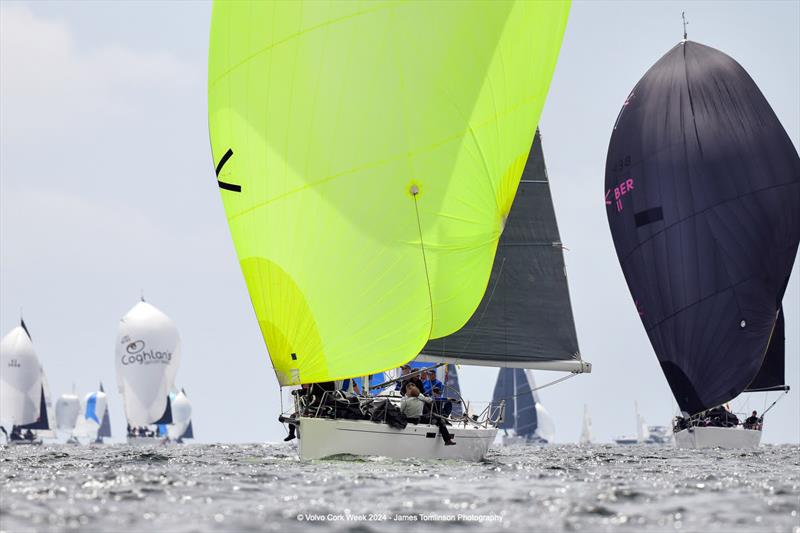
[0,325,42,428]
[167,390,192,440]
[74,390,108,439]
[580,404,592,445]
[115,301,181,427]
[526,369,556,443]
[534,402,556,443]
[55,393,80,433]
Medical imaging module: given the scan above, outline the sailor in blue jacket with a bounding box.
[421,369,444,397]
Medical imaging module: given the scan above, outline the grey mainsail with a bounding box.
[419,130,587,373]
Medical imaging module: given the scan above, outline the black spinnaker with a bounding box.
[605,40,800,415]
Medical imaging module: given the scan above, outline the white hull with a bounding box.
[674,426,761,449]
[297,417,497,461]
[126,436,167,446]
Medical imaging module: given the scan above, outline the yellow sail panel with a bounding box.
[208,1,570,385]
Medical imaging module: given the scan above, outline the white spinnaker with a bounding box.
[0,326,42,428]
[115,301,181,426]
[55,394,80,433]
[167,390,192,440]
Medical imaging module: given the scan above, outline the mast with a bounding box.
[681,12,688,41]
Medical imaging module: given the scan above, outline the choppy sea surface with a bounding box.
[1,443,798,533]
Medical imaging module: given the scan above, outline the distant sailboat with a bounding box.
[605,37,799,449]
[614,401,648,445]
[167,389,193,443]
[74,388,109,444]
[492,368,557,445]
[55,392,80,444]
[615,403,672,445]
[579,405,592,446]
[208,1,576,461]
[116,299,181,444]
[0,320,52,445]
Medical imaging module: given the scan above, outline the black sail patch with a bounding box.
[215,148,241,192]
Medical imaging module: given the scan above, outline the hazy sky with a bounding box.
[1,1,798,445]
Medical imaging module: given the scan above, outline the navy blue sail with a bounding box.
[16,387,50,431]
[605,40,800,415]
[444,364,463,417]
[492,368,537,438]
[745,305,787,392]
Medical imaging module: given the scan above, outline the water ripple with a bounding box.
[0,443,797,532]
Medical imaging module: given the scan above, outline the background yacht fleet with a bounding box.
[0,304,663,447]
[0,301,193,445]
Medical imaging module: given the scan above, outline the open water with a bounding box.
[0,443,798,533]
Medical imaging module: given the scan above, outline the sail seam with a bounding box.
[683,42,705,159]
[619,180,797,265]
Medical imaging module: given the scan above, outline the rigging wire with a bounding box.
[411,186,435,341]
[492,371,578,403]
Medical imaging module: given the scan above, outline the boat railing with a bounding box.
[298,389,502,429]
[672,413,763,432]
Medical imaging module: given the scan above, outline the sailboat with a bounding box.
[492,369,556,445]
[167,389,193,443]
[115,299,181,445]
[74,388,109,444]
[605,36,799,449]
[0,320,53,445]
[579,404,592,445]
[614,401,649,445]
[55,391,81,444]
[208,1,577,460]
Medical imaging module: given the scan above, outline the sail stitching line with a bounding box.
[682,43,704,160]
[619,180,797,264]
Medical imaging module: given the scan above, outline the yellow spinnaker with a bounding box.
[208,0,570,385]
